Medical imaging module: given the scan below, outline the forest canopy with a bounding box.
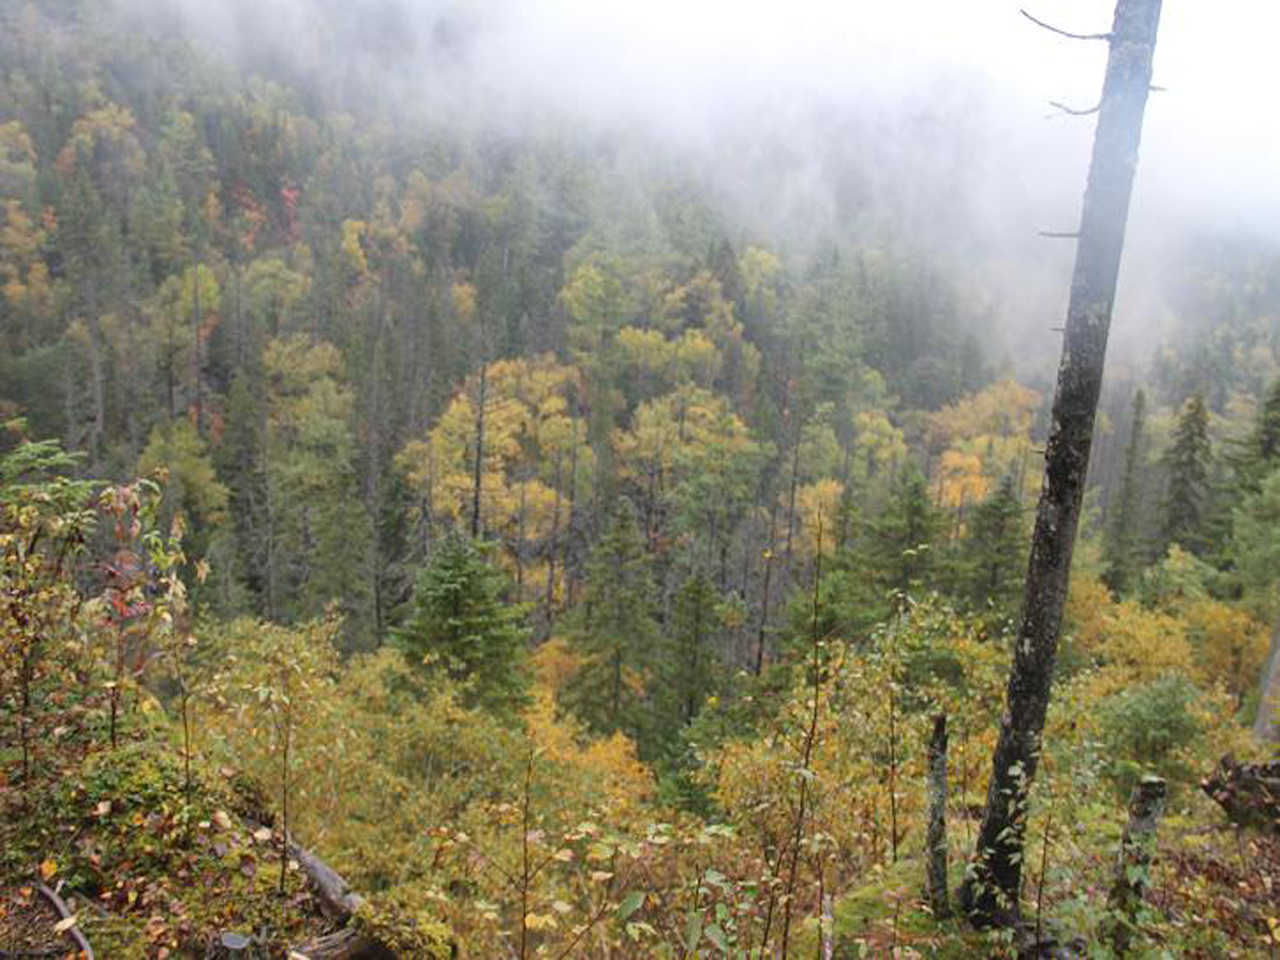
[2,0,1279,957]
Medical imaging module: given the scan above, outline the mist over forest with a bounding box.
[2,0,1279,957]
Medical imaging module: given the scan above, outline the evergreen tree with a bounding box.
[1242,376,1280,490]
[261,336,375,644]
[217,370,269,611]
[871,465,944,596]
[1103,389,1148,594]
[1231,467,1280,622]
[956,475,1026,623]
[393,533,531,716]
[795,544,892,646]
[1160,395,1212,557]
[655,569,721,741]
[563,499,659,742]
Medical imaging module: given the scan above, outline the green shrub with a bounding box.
[1097,673,1203,798]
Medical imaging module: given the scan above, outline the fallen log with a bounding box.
[283,835,383,960]
[288,927,392,960]
[1200,755,1280,834]
[283,836,453,960]
[287,839,363,922]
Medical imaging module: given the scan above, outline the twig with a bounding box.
[1035,807,1054,947]
[549,862,638,960]
[1039,231,1081,239]
[36,880,95,960]
[1048,100,1101,117]
[519,747,533,960]
[1020,8,1111,41]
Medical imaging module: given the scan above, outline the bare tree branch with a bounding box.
[1039,231,1081,239]
[37,880,95,960]
[1021,8,1112,40]
[1049,99,1102,117]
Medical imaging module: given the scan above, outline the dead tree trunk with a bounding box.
[470,361,488,539]
[1105,776,1167,955]
[959,0,1163,927]
[926,714,951,919]
[1252,618,1280,741]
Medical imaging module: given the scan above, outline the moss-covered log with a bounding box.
[285,838,454,960]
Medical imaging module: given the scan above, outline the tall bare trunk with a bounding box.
[926,715,950,919]
[960,0,1163,926]
[470,362,487,539]
[193,259,204,435]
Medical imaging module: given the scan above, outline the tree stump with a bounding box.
[1105,775,1166,954]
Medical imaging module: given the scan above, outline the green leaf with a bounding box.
[617,891,645,921]
[705,922,729,952]
[684,910,703,952]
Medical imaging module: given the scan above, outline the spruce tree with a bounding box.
[1160,395,1212,557]
[217,371,268,611]
[1102,389,1148,594]
[660,569,721,732]
[871,465,944,596]
[1231,467,1280,623]
[563,499,659,742]
[394,533,530,716]
[957,475,1026,623]
[1243,377,1280,489]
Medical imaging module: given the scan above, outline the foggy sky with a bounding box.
[150,0,1278,222]
[133,0,1280,375]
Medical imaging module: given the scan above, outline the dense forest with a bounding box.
[3,0,1280,957]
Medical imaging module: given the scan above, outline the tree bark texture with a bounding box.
[1105,776,1167,955]
[926,714,951,919]
[960,0,1163,927]
[286,837,391,959]
[290,928,394,960]
[1252,618,1280,742]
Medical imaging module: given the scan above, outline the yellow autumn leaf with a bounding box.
[53,916,78,933]
[39,859,57,880]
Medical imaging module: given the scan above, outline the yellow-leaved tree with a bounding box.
[397,354,592,608]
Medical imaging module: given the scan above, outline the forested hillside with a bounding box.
[3,1,1280,957]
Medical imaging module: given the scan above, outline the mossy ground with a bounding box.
[792,812,1280,960]
[0,706,332,958]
